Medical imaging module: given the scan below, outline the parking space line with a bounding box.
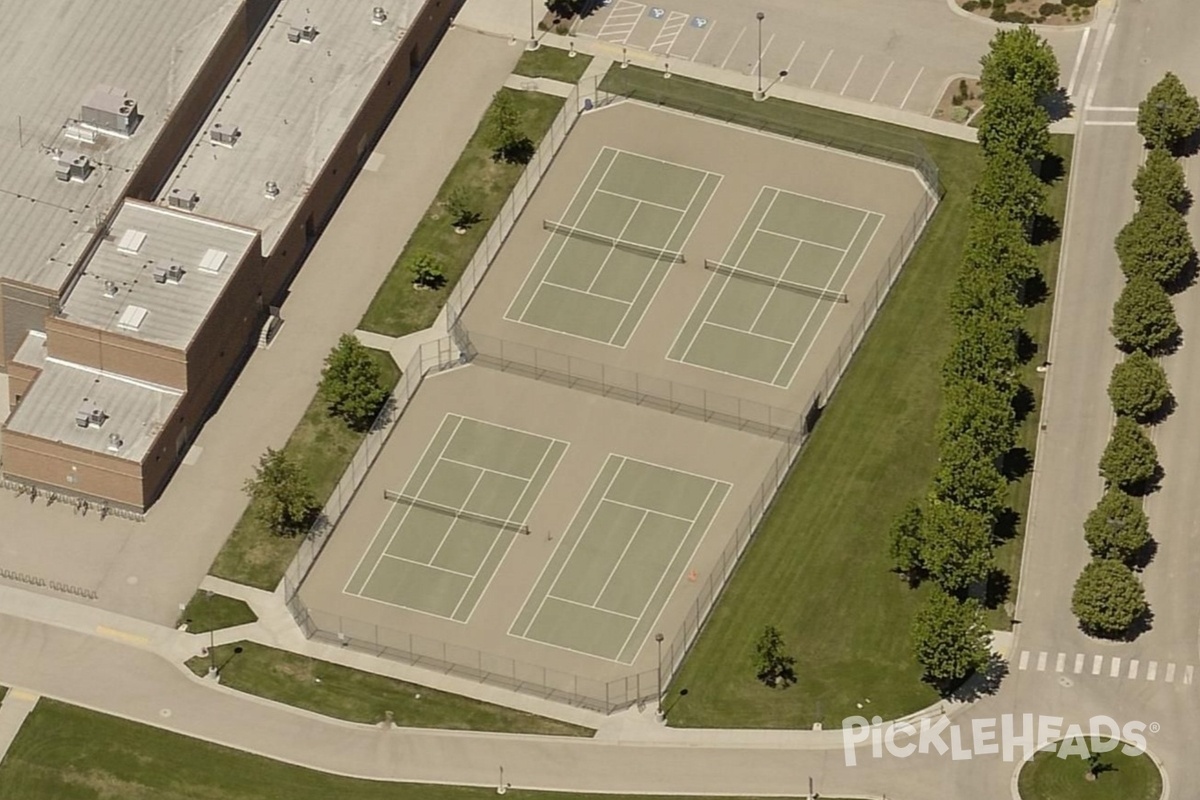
[840,55,863,95]
[597,0,646,44]
[869,60,894,102]
[719,26,746,70]
[810,50,833,88]
[690,18,715,61]
[899,66,924,109]
[784,41,805,77]
[750,33,775,76]
[649,10,689,54]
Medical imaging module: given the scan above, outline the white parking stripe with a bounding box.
[1074,654,1084,674]
[1166,663,1176,683]
[1147,661,1157,681]
[719,27,746,70]
[870,61,894,102]
[689,18,715,61]
[1018,650,1030,670]
[1128,659,1139,679]
[784,41,805,77]
[750,33,775,76]
[1036,651,1047,672]
[840,54,863,95]
[1092,655,1103,675]
[1055,653,1065,673]
[1110,657,1121,678]
[899,66,924,109]
[649,11,689,54]
[810,50,833,88]
[1065,25,1091,99]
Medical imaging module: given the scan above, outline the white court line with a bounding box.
[689,18,716,62]
[1055,653,1065,673]
[1110,657,1121,678]
[1165,663,1176,683]
[870,61,894,102]
[597,187,688,213]
[840,55,864,95]
[810,50,833,88]
[383,553,474,579]
[750,33,775,76]
[784,41,805,78]
[427,469,487,565]
[547,593,640,621]
[591,510,651,605]
[1084,15,1118,110]
[719,27,746,70]
[1074,654,1084,674]
[584,199,643,294]
[899,66,924,109]
[1036,651,1047,672]
[764,183,881,218]
[703,319,795,346]
[1092,655,1103,675]
[439,456,529,483]
[542,278,634,303]
[602,497,696,523]
[619,452,737,484]
[1018,650,1030,670]
[747,236,803,332]
[1065,25,1091,99]
[649,11,689,54]
[756,230,848,254]
[1128,659,1139,679]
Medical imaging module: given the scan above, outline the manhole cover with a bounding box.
[160,708,172,718]
[1058,677,1073,688]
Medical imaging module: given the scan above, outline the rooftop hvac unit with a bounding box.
[106,433,123,452]
[166,263,185,283]
[264,180,280,199]
[153,266,168,284]
[103,280,119,297]
[81,85,140,136]
[75,402,106,428]
[372,7,387,24]
[168,187,199,211]
[54,150,93,182]
[209,123,241,147]
[288,24,318,42]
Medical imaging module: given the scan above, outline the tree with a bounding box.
[485,90,530,164]
[243,447,319,536]
[445,186,479,230]
[1071,559,1148,638]
[1107,350,1171,421]
[752,625,796,687]
[888,499,925,577]
[1083,487,1151,562]
[1114,199,1194,286]
[1110,275,1180,354]
[941,315,1020,397]
[936,379,1018,459]
[911,589,992,688]
[1137,72,1200,151]
[319,334,389,431]
[932,439,1008,520]
[979,25,1061,103]
[971,142,1047,230]
[976,84,1051,164]
[1098,416,1159,491]
[919,500,995,595]
[961,212,1040,297]
[948,268,1024,334]
[1132,148,1190,211]
[545,0,587,15]
[408,251,445,290]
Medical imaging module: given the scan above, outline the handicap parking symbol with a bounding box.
[648,7,665,19]
[690,16,708,28]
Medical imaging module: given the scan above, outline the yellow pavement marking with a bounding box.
[10,689,38,702]
[95,625,149,647]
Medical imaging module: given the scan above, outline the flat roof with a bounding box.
[0,0,242,292]
[4,358,182,463]
[58,201,258,351]
[158,0,423,253]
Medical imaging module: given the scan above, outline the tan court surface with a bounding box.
[301,365,780,682]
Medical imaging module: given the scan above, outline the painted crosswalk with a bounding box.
[1017,650,1194,687]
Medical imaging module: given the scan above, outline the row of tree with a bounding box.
[1070,74,1200,639]
[890,26,1060,690]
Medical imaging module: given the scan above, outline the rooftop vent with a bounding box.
[80,85,140,136]
[117,304,149,332]
[117,229,146,255]
[75,401,107,429]
[53,150,93,182]
[106,433,124,452]
[166,263,184,283]
[287,24,318,42]
[199,249,228,274]
[102,280,119,298]
[264,180,279,199]
[209,123,241,147]
[168,188,199,211]
[372,7,387,24]
[153,266,168,284]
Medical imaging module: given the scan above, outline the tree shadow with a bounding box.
[1012,384,1036,423]
[1016,329,1040,364]
[1138,392,1176,426]
[1038,149,1066,183]
[945,654,1009,701]
[1118,463,1165,498]
[1021,271,1049,308]
[1001,447,1033,480]
[1163,253,1198,295]
[1127,537,1159,571]
[494,137,535,165]
[1168,129,1200,158]
[983,568,1012,611]
[1041,89,1073,125]
[992,507,1021,545]
[1117,330,1183,358]
[1030,213,1061,246]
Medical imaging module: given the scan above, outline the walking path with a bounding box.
[0,689,38,766]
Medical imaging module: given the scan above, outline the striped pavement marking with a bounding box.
[1016,650,1194,688]
[1037,651,1047,671]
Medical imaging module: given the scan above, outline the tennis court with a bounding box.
[510,454,730,663]
[668,187,884,387]
[344,413,567,622]
[505,146,721,347]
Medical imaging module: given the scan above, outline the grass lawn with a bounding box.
[186,641,592,736]
[601,68,1070,728]
[514,45,593,84]
[175,591,259,634]
[360,89,565,337]
[1017,741,1163,800]
[209,349,400,590]
[0,699,835,800]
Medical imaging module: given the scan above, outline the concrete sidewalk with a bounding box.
[0,689,38,766]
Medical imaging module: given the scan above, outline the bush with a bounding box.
[1071,559,1147,637]
[408,251,446,290]
[1108,350,1171,421]
[319,334,389,432]
[243,448,319,537]
[989,3,1006,19]
[1098,417,1159,491]
[752,625,796,687]
[1114,198,1194,286]
[1133,148,1190,210]
[1110,275,1181,354]
[1083,487,1151,563]
[1039,2,1064,14]
[1003,11,1035,23]
[889,499,926,578]
[978,0,992,7]
[962,0,980,10]
[911,589,992,688]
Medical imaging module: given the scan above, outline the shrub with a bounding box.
[319,334,389,431]
[989,3,1006,20]
[1003,11,1034,24]
[1114,198,1195,286]
[408,251,446,290]
[1083,487,1151,563]
[1071,559,1147,637]
[752,625,796,687]
[1039,2,1064,15]
[978,0,992,7]
[1110,275,1181,354]
[1098,416,1159,491]
[911,589,991,688]
[1108,350,1171,421]
[889,499,926,578]
[962,0,980,10]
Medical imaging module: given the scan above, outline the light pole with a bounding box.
[528,0,539,51]
[654,632,665,720]
[754,12,765,101]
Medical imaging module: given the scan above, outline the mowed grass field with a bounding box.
[601,69,1071,728]
[0,700,829,800]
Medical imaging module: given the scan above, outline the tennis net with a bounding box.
[704,259,849,303]
[543,219,685,263]
[383,490,530,536]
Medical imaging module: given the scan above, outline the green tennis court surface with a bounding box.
[669,187,884,387]
[510,455,730,664]
[345,414,567,622]
[506,147,721,347]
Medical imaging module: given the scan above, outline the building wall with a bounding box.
[44,319,187,391]
[1,429,145,508]
[0,283,56,372]
[6,361,39,412]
